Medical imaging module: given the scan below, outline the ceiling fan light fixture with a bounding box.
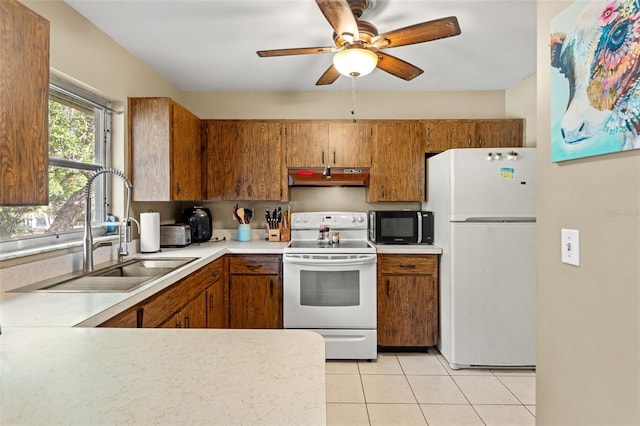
[333,48,378,78]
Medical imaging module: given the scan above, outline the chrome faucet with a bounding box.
[83,167,132,273]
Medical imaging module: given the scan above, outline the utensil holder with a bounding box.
[268,228,280,242]
[237,224,251,242]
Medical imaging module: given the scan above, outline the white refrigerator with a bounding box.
[424,148,536,369]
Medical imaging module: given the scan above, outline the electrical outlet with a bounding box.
[561,229,580,266]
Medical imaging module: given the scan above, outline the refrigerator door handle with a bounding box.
[458,217,537,223]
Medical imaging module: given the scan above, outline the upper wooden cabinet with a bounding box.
[422,119,525,152]
[423,120,475,152]
[128,97,203,201]
[367,121,425,202]
[285,120,372,168]
[0,0,49,206]
[205,120,285,201]
[474,119,525,148]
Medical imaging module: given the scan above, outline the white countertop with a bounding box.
[0,326,326,425]
[1,239,440,328]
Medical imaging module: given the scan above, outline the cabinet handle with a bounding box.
[235,184,240,196]
[209,294,214,311]
[246,263,262,270]
[247,185,252,197]
[321,151,325,164]
[333,151,336,164]
[176,182,181,195]
[467,135,472,147]
[176,318,182,328]
[478,135,483,147]
[269,279,274,297]
[399,264,416,269]
[381,185,385,198]
[185,314,190,328]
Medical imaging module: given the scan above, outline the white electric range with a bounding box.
[283,212,377,360]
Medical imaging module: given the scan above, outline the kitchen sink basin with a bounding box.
[17,257,198,293]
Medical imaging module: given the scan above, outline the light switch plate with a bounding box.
[561,229,580,266]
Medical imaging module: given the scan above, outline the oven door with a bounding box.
[283,253,377,329]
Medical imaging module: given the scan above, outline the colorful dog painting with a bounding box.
[550,0,640,161]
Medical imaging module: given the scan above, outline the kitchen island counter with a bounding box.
[0,326,326,425]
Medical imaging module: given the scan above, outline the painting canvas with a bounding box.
[550,0,640,162]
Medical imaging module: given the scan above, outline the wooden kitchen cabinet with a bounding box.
[205,120,285,201]
[377,254,439,347]
[160,291,207,328]
[0,0,49,206]
[206,257,228,328]
[423,120,475,152]
[228,255,282,329]
[284,120,372,168]
[422,119,524,152]
[367,121,425,202]
[474,119,524,148]
[99,257,228,329]
[98,306,140,328]
[128,97,203,201]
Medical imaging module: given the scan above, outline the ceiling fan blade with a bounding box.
[316,64,341,85]
[372,16,461,49]
[316,0,359,42]
[375,51,423,81]
[257,46,335,57]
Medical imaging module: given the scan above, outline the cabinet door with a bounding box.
[170,101,203,200]
[229,275,282,329]
[474,119,525,148]
[377,274,437,346]
[130,97,202,201]
[98,308,140,328]
[182,292,207,328]
[368,121,425,202]
[424,120,476,151]
[206,279,227,328]
[206,120,283,200]
[0,0,49,205]
[284,121,329,167]
[328,121,372,167]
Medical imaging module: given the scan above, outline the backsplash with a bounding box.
[133,187,420,231]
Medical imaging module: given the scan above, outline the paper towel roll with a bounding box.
[140,212,160,253]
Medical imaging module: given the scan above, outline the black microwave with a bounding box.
[368,210,434,244]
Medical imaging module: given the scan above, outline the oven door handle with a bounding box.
[283,254,377,266]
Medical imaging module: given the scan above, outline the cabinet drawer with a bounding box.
[200,256,224,282]
[378,255,436,274]
[229,255,281,275]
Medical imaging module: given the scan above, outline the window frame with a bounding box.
[0,77,112,257]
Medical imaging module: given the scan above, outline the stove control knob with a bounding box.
[356,215,365,223]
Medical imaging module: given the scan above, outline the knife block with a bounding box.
[268,228,280,242]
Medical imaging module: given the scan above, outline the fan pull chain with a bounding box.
[351,76,357,123]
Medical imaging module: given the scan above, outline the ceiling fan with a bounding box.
[256,0,461,85]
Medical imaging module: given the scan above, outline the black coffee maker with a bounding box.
[182,206,212,243]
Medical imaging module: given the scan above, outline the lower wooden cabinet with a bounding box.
[160,291,207,328]
[377,254,439,347]
[99,256,227,329]
[228,255,282,329]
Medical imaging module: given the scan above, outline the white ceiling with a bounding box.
[64,0,537,93]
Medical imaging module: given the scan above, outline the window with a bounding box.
[0,77,111,251]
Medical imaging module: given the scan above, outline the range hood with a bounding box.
[288,168,370,187]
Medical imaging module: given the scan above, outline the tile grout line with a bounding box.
[396,352,431,425]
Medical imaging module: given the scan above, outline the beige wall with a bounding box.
[506,73,537,147]
[536,2,640,425]
[183,90,507,120]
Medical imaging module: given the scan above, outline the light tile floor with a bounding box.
[326,350,535,426]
